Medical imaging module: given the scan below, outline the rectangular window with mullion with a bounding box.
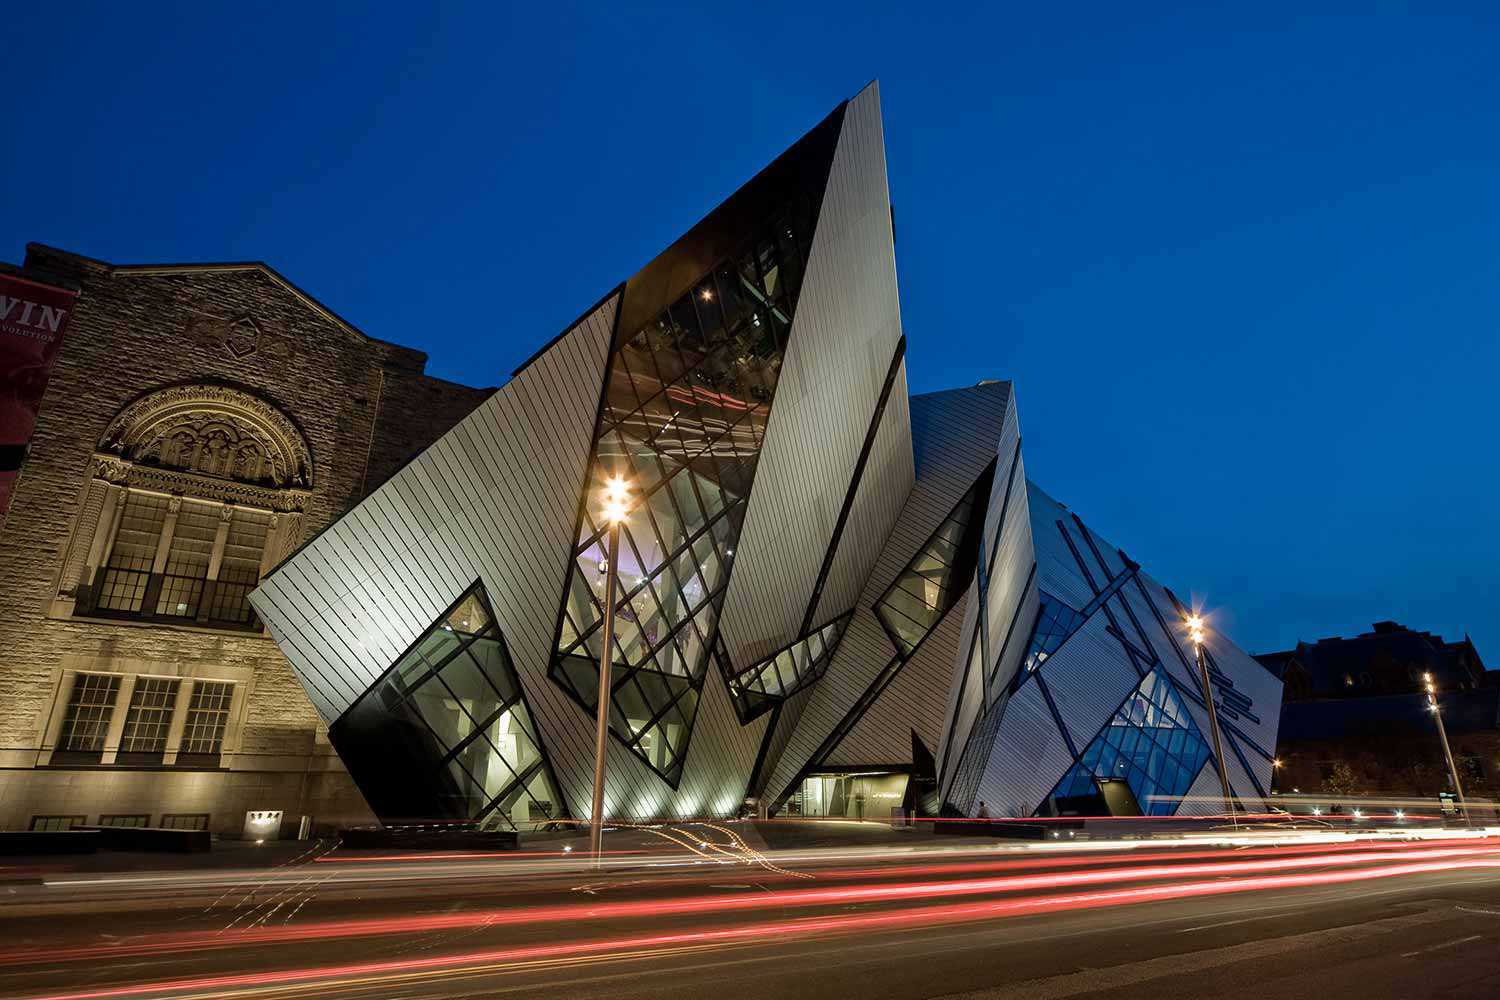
[55,673,122,762]
[118,677,181,764]
[208,507,270,625]
[177,680,233,766]
[98,492,168,613]
[156,500,218,619]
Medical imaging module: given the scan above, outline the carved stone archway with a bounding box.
[53,384,315,613]
[98,383,314,490]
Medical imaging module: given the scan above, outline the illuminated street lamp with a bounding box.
[1186,613,1236,829]
[589,474,635,865]
[1424,671,1471,828]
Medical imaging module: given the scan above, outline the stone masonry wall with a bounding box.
[0,244,490,834]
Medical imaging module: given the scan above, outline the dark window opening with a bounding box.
[160,813,210,831]
[30,815,86,832]
[54,673,121,764]
[875,460,995,656]
[332,583,566,831]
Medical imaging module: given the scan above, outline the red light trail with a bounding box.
[21,853,1500,1000]
[6,840,1498,975]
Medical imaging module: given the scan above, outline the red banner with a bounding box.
[0,272,79,522]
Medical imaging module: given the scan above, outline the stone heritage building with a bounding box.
[1259,621,1499,802]
[0,243,489,835]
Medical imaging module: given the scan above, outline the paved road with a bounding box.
[3,823,1500,999]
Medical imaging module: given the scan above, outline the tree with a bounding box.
[1322,761,1360,798]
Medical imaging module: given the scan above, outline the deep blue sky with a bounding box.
[7,5,1497,659]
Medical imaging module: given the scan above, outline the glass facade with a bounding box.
[1047,666,1211,816]
[875,465,993,656]
[785,771,909,819]
[336,583,564,831]
[1021,592,1087,676]
[720,614,852,720]
[550,197,821,785]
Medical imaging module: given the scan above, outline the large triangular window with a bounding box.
[1046,665,1211,816]
[719,612,853,721]
[330,583,565,831]
[874,461,995,656]
[550,193,828,786]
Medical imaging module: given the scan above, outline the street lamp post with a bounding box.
[1425,671,1471,828]
[589,475,634,867]
[1187,615,1236,828]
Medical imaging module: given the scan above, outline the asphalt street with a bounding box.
[2,822,1499,999]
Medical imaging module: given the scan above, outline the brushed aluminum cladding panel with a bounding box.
[718,81,908,665]
[1032,611,1141,753]
[822,580,969,766]
[254,292,679,820]
[762,382,1011,801]
[972,678,1076,818]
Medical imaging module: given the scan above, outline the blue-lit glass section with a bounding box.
[1048,666,1211,816]
[1021,592,1086,674]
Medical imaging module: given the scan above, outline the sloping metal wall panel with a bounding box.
[811,364,914,626]
[1173,760,1223,817]
[937,390,1034,787]
[719,81,909,666]
[748,682,818,800]
[822,581,968,766]
[763,383,1008,802]
[1201,630,1283,759]
[1220,733,1270,811]
[1031,611,1140,752]
[1118,573,1203,707]
[1026,485,1096,613]
[673,646,772,817]
[938,594,988,783]
[254,293,686,820]
[764,606,898,797]
[973,677,1075,817]
[981,435,1033,703]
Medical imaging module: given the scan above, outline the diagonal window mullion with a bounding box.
[625,681,698,756]
[636,587,723,668]
[473,757,545,826]
[564,503,736,655]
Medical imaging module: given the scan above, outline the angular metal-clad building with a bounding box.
[249,83,1280,829]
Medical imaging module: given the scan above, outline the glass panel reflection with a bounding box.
[721,613,852,721]
[785,771,909,820]
[1046,666,1211,817]
[874,464,993,656]
[549,201,820,785]
[353,582,565,831]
